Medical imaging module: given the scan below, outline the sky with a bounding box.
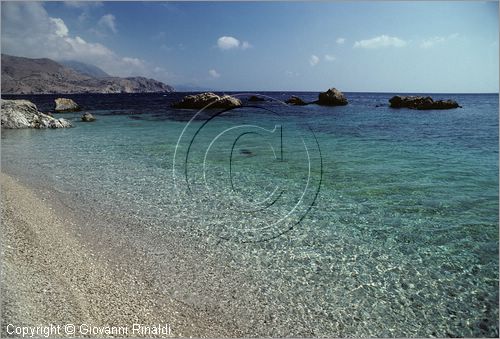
[1,1,498,92]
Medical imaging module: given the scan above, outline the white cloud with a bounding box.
[354,35,407,49]
[0,2,160,79]
[98,14,117,33]
[309,55,320,66]
[217,36,251,50]
[50,18,68,37]
[324,54,336,62]
[209,69,220,78]
[336,37,345,44]
[217,36,240,50]
[420,33,459,48]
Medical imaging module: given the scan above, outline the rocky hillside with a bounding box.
[1,54,174,94]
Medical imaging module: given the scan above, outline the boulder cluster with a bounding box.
[172,92,242,109]
[317,88,348,106]
[1,99,72,129]
[389,96,460,110]
[172,90,461,111]
[1,90,462,131]
[284,88,348,106]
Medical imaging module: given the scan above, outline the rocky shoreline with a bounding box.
[172,92,242,109]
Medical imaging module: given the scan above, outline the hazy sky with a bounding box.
[2,1,498,92]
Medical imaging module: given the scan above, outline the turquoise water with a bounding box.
[1,92,498,336]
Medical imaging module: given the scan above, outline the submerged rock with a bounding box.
[285,96,308,106]
[248,95,265,102]
[317,88,348,106]
[81,112,96,122]
[239,149,254,156]
[54,98,80,112]
[172,92,242,109]
[389,96,460,110]
[1,99,72,129]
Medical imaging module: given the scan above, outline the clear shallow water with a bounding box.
[1,92,498,336]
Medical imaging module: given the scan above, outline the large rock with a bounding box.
[285,96,308,106]
[389,96,460,110]
[172,92,242,109]
[1,99,72,129]
[317,88,348,106]
[81,113,96,122]
[54,98,80,112]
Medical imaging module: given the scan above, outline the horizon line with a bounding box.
[2,90,498,95]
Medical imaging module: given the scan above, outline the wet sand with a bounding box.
[0,172,236,337]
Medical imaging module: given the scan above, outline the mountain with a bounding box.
[59,60,110,78]
[1,54,174,94]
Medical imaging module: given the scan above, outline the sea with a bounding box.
[1,92,498,337]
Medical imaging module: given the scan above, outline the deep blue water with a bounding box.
[1,92,498,336]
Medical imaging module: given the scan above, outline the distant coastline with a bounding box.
[1,54,174,95]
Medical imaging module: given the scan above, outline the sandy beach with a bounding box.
[0,172,236,338]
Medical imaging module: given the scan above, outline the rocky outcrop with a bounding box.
[317,88,348,106]
[1,99,72,129]
[285,96,308,106]
[389,96,460,110]
[55,98,80,112]
[172,92,242,109]
[81,113,96,122]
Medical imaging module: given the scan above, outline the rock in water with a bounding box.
[317,88,348,106]
[248,95,265,102]
[54,98,80,112]
[239,149,254,156]
[172,92,242,109]
[81,113,96,122]
[389,96,460,110]
[1,99,72,129]
[285,96,308,106]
